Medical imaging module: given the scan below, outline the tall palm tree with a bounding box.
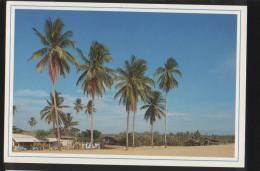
[114,56,153,149]
[29,18,77,149]
[76,41,114,145]
[155,57,182,147]
[141,91,165,147]
[63,113,79,136]
[74,98,83,113]
[40,91,68,141]
[28,117,37,129]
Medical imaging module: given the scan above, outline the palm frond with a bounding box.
[32,28,49,45]
[36,54,49,72]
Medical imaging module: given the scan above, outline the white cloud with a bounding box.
[15,89,48,97]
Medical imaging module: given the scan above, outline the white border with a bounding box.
[4,1,247,168]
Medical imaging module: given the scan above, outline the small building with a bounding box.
[13,133,40,150]
[12,133,58,150]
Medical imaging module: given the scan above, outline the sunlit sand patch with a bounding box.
[15,144,234,158]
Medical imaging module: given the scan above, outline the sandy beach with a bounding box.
[15,144,235,158]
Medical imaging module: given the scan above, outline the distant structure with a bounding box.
[12,133,74,151]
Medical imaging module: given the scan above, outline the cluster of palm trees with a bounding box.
[28,18,182,150]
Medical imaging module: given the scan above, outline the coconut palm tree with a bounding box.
[155,57,182,147]
[29,18,78,149]
[114,55,153,149]
[74,98,83,113]
[40,91,68,141]
[141,91,165,147]
[63,113,79,136]
[28,117,37,130]
[76,41,114,145]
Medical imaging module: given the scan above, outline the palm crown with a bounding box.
[64,113,79,129]
[40,91,68,127]
[86,100,96,115]
[74,98,83,113]
[29,18,78,83]
[77,41,114,99]
[63,113,79,136]
[155,57,182,93]
[115,55,154,113]
[141,91,165,125]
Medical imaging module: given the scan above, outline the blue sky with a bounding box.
[13,9,237,135]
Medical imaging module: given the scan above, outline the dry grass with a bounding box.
[15,144,235,157]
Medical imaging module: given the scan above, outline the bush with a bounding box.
[111,131,234,146]
[34,130,50,141]
[13,126,24,133]
[80,129,102,143]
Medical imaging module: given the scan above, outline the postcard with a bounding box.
[4,1,247,167]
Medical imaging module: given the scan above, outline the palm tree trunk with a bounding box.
[90,113,94,145]
[126,111,130,150]
[52,84,61,151]
[151,123,154,147]
[90,98,94,146]
[132,112,136,147]
[164,93,168,148]
[52,122,56,137]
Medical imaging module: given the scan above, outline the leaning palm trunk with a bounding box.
[132,112,136,147]
[164,93,168,148]
[52,86,61,151]
[126,111,130,150]
[151,123,154,147]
